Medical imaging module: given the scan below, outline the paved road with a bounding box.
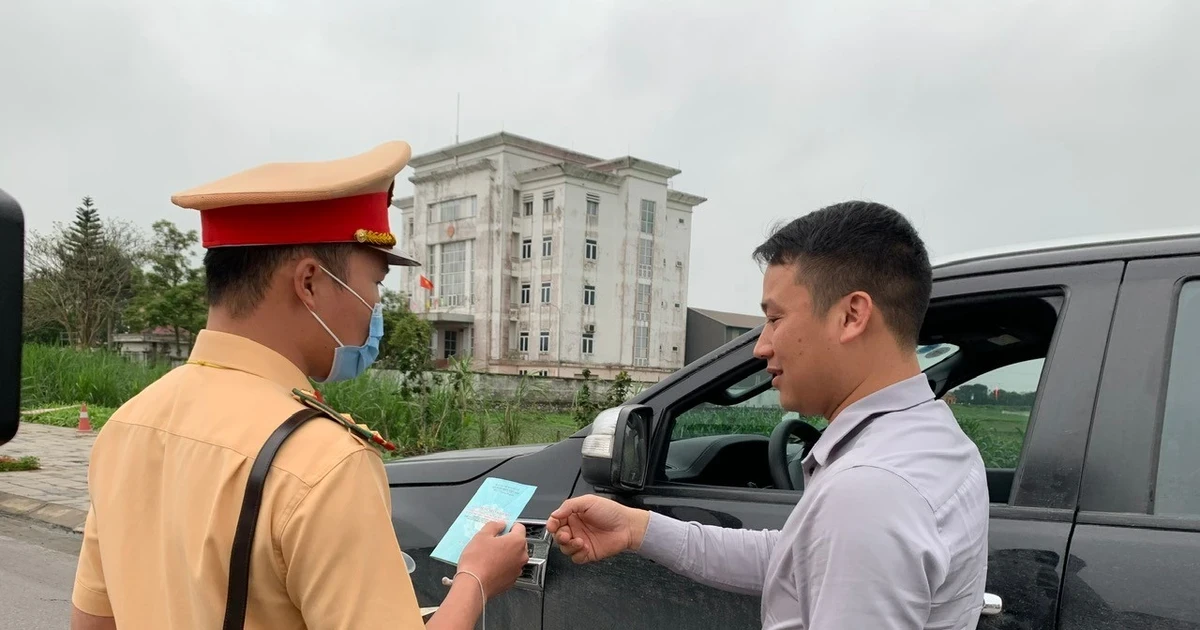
[0,514,80,630]
[0,422,95,514]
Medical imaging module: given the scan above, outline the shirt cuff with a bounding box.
[636,511,688,568]
[72,581,114,618]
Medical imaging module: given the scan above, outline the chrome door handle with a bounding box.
[514,518,551,592]
[982,592,1003,616]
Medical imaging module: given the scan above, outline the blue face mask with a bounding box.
[309,267,385,383]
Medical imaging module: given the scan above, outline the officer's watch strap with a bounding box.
[223,407,328,630]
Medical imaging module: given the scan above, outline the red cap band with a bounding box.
[199,192,391,248]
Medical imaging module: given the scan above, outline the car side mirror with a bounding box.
[580,405,651,492]
[0,189,23,447]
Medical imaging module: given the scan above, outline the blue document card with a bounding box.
[431,477,538,566]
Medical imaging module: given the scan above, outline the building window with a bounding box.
[586,194,600,225]
[523,194,534,216]
[635,284,651,323]
[521,239,532,259]
[584,285,596,306]
[640,199,655,234]
[426,245,437,285]
[633,326,650,365]
[518,332,529,352]
[542,236,553,257]
[541,282,551,303]
[637,239,653,279]
[520,283,531,305]
[725,326,752,342]
[536,370,549,377]
[582,333,594,355]
[439,241,469,306]
[429,196,478,223]
[539,331,550,352]
[444,330,458,359]
[585,239,598,260]
[543,192,554,215]
[635,284,651,310]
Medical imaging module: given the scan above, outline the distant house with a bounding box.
[113,326,194,364]
[685,308,764,365]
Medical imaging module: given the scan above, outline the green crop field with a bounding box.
[673,403,1028,469]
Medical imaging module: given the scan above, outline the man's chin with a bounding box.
[779,393,819,417]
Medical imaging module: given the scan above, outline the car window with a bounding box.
[948,359,1044,470]
[1152,280,1200,516]
[662,292,1061,502]
[671,371,825,442]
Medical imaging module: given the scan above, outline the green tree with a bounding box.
[64,197,103,259]
[574,368,599,428]
[377,290,433,373]
[125,220,206,355]
[25,197,146,348]
[605,370,634,408]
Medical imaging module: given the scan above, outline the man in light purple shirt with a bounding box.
[547,201,989,629]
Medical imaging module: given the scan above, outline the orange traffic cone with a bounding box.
[76,403,92,435]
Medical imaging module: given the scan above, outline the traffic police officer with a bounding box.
[70,141,529,630]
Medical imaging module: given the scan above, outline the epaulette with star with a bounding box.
[292,388,397,453]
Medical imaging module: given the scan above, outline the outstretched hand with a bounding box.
[546,495,650,564]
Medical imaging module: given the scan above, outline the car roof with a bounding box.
[932,226,1200,279]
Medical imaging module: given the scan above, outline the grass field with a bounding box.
[22,405,119,431]
[19,344,580,456]
[674,403,1028,469]
[19,344,1029,465]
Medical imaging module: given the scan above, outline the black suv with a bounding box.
[389,231,1200,629]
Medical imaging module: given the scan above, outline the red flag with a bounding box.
[419,275,434,291]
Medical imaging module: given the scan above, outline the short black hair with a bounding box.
[203,244,356,317]
[752,200,932,346]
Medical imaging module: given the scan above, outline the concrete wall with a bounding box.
[684,310,727,365]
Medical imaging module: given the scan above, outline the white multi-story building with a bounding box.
[393,132,706,381]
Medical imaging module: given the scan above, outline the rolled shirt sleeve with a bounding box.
[796,465,950,629]
[636,510,780,596]
[72,503,113,617]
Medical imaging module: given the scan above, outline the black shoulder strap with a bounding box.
[222,407,328,630]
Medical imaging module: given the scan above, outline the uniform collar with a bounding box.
[805,373,935,469]
[187,330,313,392]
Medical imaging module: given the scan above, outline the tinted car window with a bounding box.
[1153,280,1200,516]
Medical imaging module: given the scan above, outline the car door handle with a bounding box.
[982,592,1003,616]
[514,518,551,592]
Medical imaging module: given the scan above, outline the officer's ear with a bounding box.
[291,256,323,310]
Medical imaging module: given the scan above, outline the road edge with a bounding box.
[0,490,86,534]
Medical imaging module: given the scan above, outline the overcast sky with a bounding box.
[3,1,1198,316]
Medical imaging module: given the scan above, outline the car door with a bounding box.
[1060,255,1200,629]
[544,262,1122,630]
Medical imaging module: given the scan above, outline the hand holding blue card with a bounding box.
[431,477,538,566]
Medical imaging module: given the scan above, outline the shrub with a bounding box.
[0,456,41,472]
[21,344,170,409]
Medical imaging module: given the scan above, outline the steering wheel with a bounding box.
[768,419,823,491]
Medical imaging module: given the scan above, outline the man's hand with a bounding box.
[546,495,651,564]
[456,521,530,598]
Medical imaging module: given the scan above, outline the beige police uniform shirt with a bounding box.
[72,330,425,629]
